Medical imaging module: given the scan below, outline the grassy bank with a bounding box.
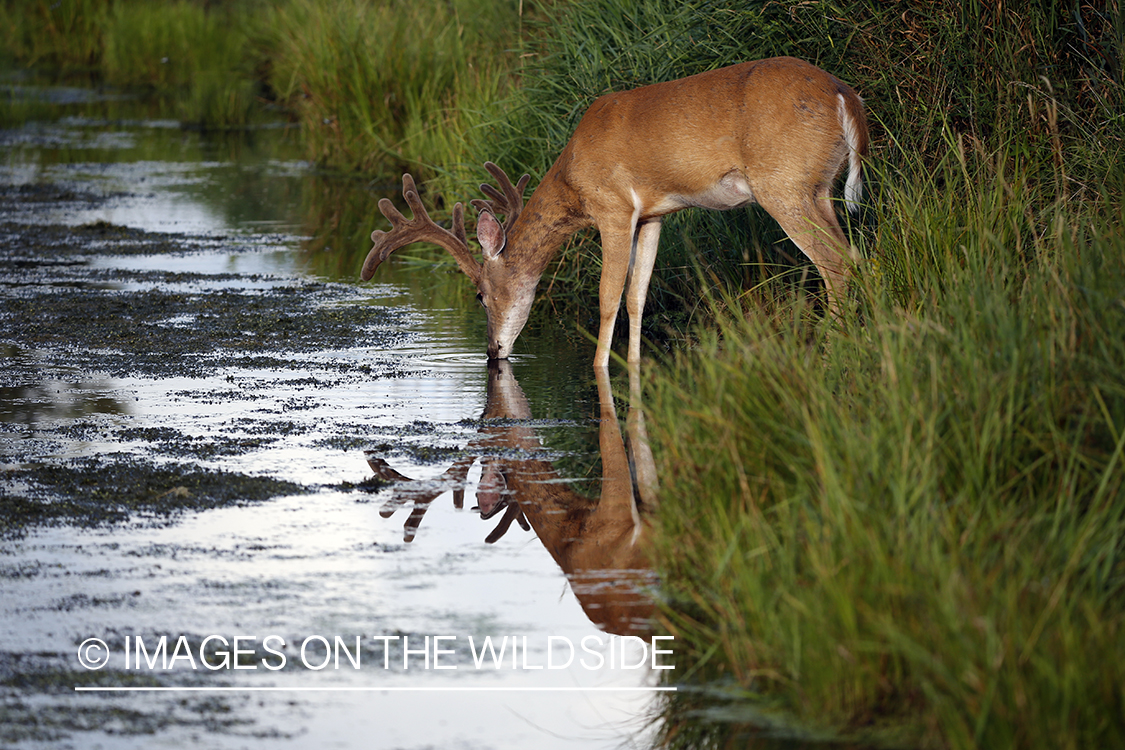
[258,0,521,178]
[630,2,1125,737]
[0,0,265,127]
[646,138,1125,747]
[500,3,1124,746]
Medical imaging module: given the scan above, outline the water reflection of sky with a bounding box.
[1,157,311,235]
[2,113,310,235]
[1,94,659,749]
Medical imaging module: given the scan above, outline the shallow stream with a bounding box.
[1,75,666,749]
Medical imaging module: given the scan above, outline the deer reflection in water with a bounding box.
[366,361,658,637]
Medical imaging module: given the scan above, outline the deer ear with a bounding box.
[477,210,506,261]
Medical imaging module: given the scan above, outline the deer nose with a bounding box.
[487,341,509,360]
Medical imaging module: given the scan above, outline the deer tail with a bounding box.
[837,90,869,214]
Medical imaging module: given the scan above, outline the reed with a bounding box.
[0,0,265,127]
[103,0,262,127]
[0,0,108,70]
[1,0,522,140]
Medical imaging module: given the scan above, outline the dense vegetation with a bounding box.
[0,0,522,174]
[3,1,1123,747]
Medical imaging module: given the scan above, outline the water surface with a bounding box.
[1,77,663,749]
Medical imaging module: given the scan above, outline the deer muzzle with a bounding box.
[487,340,510,360]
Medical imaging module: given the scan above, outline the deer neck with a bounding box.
[503,164,589,278]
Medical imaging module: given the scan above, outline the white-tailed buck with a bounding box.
[362,57,868,367]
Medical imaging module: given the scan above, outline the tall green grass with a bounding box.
[104,0,263,127]
[0,0,265,127]
[260,0,521,183]
[0,0,108,71]
[1,0,523,150]
[645,124,1125,747]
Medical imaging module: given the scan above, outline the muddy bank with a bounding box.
[0,188,411,377]
[0,180,419,537]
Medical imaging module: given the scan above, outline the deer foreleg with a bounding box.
[595,226,636,369]
[625,219,662,365]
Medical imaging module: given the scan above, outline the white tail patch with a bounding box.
[838,93,863,214]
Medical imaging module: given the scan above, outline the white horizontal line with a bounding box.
[76,686,676,693]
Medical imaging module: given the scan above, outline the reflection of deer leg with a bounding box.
[444,456,475,510]
[594,368,644,541]
[625,365,659,509]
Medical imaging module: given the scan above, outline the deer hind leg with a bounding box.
[759,188,854,315]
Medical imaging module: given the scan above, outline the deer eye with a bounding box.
[475,292,485,308]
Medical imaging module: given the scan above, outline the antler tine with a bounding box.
[469,161,530,232]
[361,174,481,285]
[450,201,467,248]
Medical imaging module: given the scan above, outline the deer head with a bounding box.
[360,164,534,360]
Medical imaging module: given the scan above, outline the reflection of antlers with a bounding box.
[369,455,474,542]
[361,174,481,285]
[483,502,530,544]
[367,454,528,543]
[470,161,530,233]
